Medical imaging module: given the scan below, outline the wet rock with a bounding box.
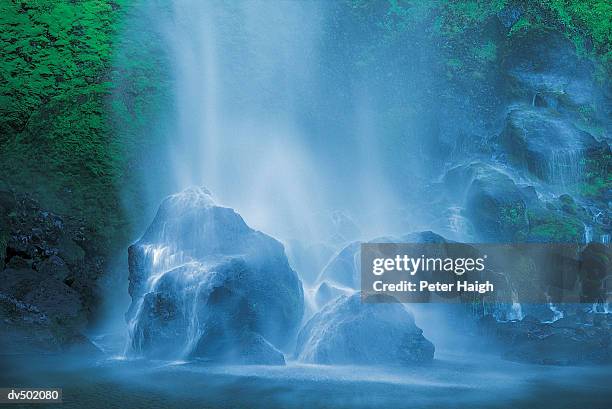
[526,206,585,243]
[317,231,448,290]
[0,267,86,332]
[503,32,605,116]
[314,280,351,309]
[127,187,304,364]
[500,107,609,185]
[0,188,102,354]
[34,255,70,281]
[579,243,611,303]
[316,241,361,289]
[479,313,612,365]
[296,293,434,365]
[0,292,98,355]
[446,162,528,241]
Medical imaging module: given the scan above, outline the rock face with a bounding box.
[479,312,612,366]
[126,187,304,364]
[445,163,528,241]
[500,107,609,185]
[0,185,101,354]
[317,231,448,291]
[295,293,434,365]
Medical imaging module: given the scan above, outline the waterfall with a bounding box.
[143,0,404,244]
[583,224,593,243]
[544,149,585,186]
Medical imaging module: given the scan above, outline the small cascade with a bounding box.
[591,302,611,314]
[508,299,524,321]
[601,234,610,244]
[544,150,585,186]
[583,224,593,244]
[545,301,564,323]
[494,276,523,322]
[445,206,474,240]
[124,244,190,357]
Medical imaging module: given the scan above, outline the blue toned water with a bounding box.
[3,352,611,409]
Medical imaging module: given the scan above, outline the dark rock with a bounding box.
[497,4,522,29]
[0,189,103,355]
[445,162,528,241]
[0,210,9,270]
[0,267,86,332]
[296,293,434,365]
[500,107,609,185]
[559,194,577,215]
[579,243,611,302]
[56,237,85,266]
[503,32,604,116]
[0,292,97,355]
[480,313,611,365]
[34,255,70,281]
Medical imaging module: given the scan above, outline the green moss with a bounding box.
[473,40,497,63]
[0,0,170,254]
[527,208,584,243]
[0,0,127,252]
[506,1,612,75]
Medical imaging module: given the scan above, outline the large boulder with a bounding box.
[126,187,304,364]
[295,293,434,365]
[499,107,609,185]
[445,163,528,241]
[316,231,448,291]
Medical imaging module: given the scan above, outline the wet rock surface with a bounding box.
[479,311,612,365]
[296,293,434,365]
[0,185,102,354]
[500,107,609,185]
[127,187,304,364]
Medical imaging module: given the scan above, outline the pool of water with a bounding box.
[2,351,611,409]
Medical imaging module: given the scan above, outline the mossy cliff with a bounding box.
[0,0,170,255]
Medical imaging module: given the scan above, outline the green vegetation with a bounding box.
[373,0,612,78]
[0,0,609,254]
[0,0,125,252]
[579,153,612,198]
[527,208,584,243]
[0,0,169,254]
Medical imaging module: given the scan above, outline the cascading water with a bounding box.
[113,0,610,370]
[125,187,304,363]
[150,0,406,244]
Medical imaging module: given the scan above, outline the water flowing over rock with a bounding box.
[295,293,434,365]
[500,107,609,185]
[317,231,448,291]
[126,187,304,364]
[445,163,528,242]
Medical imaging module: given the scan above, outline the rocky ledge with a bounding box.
[0,183,102,355]
[479,311,611,365]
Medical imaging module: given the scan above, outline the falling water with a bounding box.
[543,150,585,186]
[583,224,593,243]
[150,0,405,244]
